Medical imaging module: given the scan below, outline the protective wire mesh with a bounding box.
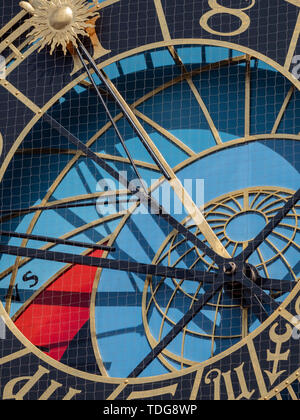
[0,0,299,401]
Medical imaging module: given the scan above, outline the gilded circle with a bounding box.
[141,187,299,370]
[49,6,74,30]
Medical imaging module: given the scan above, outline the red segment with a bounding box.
[14,249,104,361]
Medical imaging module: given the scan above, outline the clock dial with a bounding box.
[141,187,299,370]
[0,0,299,400]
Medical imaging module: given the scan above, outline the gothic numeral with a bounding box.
[204,363,255,400]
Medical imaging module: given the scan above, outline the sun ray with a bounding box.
[20,0,97,54]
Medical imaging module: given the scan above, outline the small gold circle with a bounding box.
[49,6,73,30]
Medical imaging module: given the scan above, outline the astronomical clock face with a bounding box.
[0,0,299,401]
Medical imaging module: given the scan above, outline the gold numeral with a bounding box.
[127,383,178,400]
[200,0,256,37]
[204,363,255,400]
[2,365,81,400]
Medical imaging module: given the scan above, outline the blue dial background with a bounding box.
[0,45,299,378]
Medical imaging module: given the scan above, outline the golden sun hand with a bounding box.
[20,0,98,54]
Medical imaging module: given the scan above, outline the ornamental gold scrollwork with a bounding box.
[199,0,256,37]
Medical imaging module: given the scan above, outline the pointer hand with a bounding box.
[127,275,225,378]
[0,243,219,284]
[43,113,231,269]
[236,188,300,263]
[76,41,231,261]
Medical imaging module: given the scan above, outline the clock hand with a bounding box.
[238,274,280,312]
[75,45,148,196]
[75,50,229,266]
[127,276,225,378]
[75,50,231,266]
[0,243,218,283]
[0,200,101,216]
[223,261,280,313]
[236,188,300,262]
[230,188,299,317]
[1,228,292,292]
[0,197,134,219]
[255,277,296,293]
[43,114,228,267]
[225,269,282,325]
[76,40,231,260]
[43,113,129,188]
[234,263,296,293]
[0,230,115,252]
[76,41,171,181]
[241,290,270,324]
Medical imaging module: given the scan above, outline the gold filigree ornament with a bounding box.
[19,0,97,54]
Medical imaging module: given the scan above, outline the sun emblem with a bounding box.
[19,0,98,54]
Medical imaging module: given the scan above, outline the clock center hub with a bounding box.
[223,262,237,275]
[49,6,74,30]
[225,211,266,243]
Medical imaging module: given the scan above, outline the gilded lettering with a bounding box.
[2,365,50,400]
[204,369,221,400]
[38,379,63,400]
[200,0,255,37]
[62,387,82,400]
[127,383,178,400]
[2,365,81,400]
[205,363,254,400]
[222,363,255,400]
